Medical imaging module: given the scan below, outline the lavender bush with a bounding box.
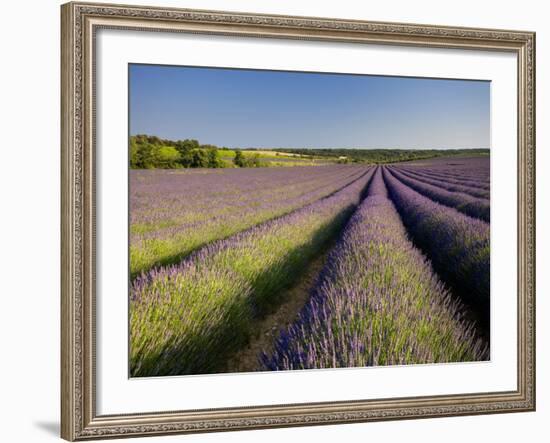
[130,168,375,376]
[397,156,489,183]
[388,167,490,222]
[393,167,489,199]
[262,168,486,371]
[398,167,490,190]
[383,167,490,319]
[130,165,366,277]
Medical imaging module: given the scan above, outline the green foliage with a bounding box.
[157,146,181,168]
[129,137,140,168]
[206,148,222,168]
[129,134,490,169]
[233,149,245,167]
[233,150,263,168]
[190,149,208,168]
[130,135,225,169]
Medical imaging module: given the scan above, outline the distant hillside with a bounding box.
[129,134,489,169]
[268,148,489,164]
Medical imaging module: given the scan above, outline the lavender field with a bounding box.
[129,156,490,377]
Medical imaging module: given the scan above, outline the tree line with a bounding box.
[130,134,490,169]
[129,135,264,169]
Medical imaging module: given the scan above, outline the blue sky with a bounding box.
[129,64,490,150]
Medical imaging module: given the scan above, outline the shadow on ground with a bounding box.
[33,421,59,437]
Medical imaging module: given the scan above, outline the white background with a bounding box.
[0,0,546,442]
[96,29,517,414]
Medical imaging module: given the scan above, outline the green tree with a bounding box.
[190,149,209,168]
[146,135,161,146]
[234,150,245,167]
[174,139,196,167]
[157,146,181,168]
[138,142,156,169]
[129,137,140,168]
[206,147,222,168]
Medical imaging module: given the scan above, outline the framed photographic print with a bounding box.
[61,1,536,440]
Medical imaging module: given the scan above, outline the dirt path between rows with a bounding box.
[225,251,330,373]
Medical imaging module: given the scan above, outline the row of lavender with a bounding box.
[130,168,375,376]
[387,167,490,222]
[387,157,490,318]
[130,165,367,277]
[396,167,490,191]
[391,167,489,199]
[395,155,490,181]
[383,168,490,317]
[262,168,487,370]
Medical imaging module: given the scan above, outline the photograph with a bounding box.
[0,0,544,439]
[58,3,536,440]
[128,64,491,378]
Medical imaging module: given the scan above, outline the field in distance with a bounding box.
[216,148,334,166]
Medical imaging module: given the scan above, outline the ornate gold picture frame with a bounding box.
[61,2,535,440]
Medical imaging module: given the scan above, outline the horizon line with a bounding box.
[130,134,489,151]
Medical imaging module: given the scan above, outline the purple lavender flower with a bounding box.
[393,167,489,199]
[130,167,375,376]
[130,165,367,276]
[388,167,490,222]
[262,167,486,371]
[382,167,490,318]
